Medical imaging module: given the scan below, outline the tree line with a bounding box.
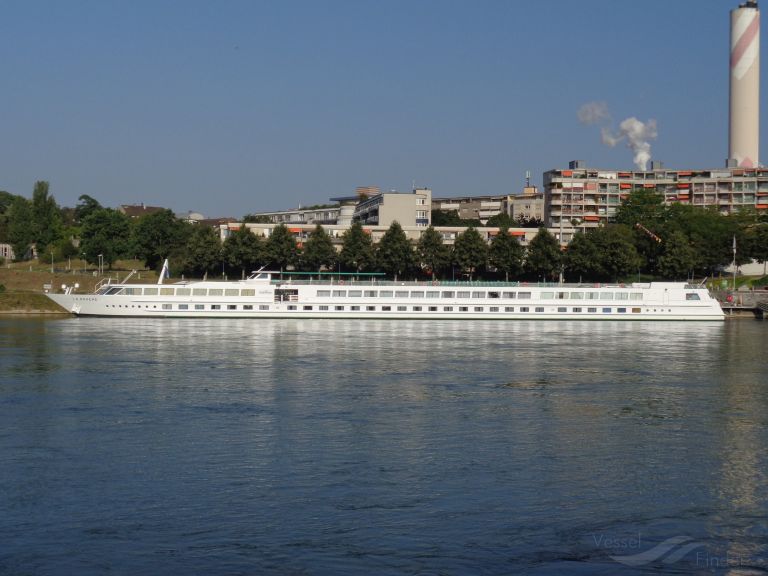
[1,182,766,281]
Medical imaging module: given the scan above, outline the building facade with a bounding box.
[246,205,342,225]
[432,194,511,224]
[544,160,768,230]
[353,188,431,227]
[243,197,360,227]
[510,186,545,223]
[219,221,544,249]
[0,243,15,261]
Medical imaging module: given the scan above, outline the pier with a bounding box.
[714,290,768,319]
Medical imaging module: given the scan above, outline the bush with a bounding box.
[38,238,78,263]
[0,284,5,294]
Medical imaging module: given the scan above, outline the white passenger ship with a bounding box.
[47,264,724,321]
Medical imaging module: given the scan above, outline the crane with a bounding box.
[635,222,662,243]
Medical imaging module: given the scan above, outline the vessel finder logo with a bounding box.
[608,535,705,567]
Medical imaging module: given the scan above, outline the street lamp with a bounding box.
[98,254,104,275]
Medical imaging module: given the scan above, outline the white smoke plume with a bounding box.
[578,101,658,170]
[577,101,610,125]
[601,117,658,171]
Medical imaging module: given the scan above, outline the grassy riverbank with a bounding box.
[0,259,157,314]
[0,292,66,314]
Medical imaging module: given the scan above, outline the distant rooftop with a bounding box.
[328,196,359,204]
[119,204,166,218]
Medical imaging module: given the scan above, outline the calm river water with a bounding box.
[1,317,766,575]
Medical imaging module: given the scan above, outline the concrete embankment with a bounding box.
[713,290,768,319]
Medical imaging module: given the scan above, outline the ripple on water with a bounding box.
[0,318,765,574]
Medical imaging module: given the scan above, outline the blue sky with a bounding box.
[1,0,762,217]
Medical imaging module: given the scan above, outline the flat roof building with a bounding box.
[510,186,545,223]
[431,194,510,224]
[219,221,545,249]
[353,188,431,228]
[544,160,768,230]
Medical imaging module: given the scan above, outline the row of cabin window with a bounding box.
[158,304,271,311]
[113,287,647,302]
[315,289,643,301]
[288,305,645,313]
[115,287,258,297]
[108,303,654,314]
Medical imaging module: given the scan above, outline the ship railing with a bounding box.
[269,279,627,288]
[94,277,113,292]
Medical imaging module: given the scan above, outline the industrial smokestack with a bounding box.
[729,0,760,168]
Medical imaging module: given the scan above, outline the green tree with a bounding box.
[339,221,376,272]
[488,227,524,281]
[619,190,665,273]
[74,194,102,223]
[31,181,63,253]
[0,191,16,214]
[453,226,488,280]
[430,209,464,226]
[730,207,762,266]
[563,232,601,281]
[525,228,562,281]
[680,207,736,273]
[222,226,265,277]
[300,224,336,271]
[376,221,414,279]
[266,223,298,270]
[657,229,696,280]
[80,208,132,269]
[614,188,665,226]
[591,224,642,281]
[0,191,24,243]
[7,196,35,260]
[488,226,525,280]
[749,224,768,274]
[632,221,665,275]
[416,226,450,278]
[516,215,545,228]
[179,225,222,277]
[44,237,79,263]
[485,213,515,228]
[243,213,273,224]
[131,209,189,270]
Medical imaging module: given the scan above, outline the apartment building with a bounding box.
[353,188,431,227]
[219,221,542,248]
[510,186,545,223]
[239,197,356,226]
[544,160,768,229]
[432,194,510,224]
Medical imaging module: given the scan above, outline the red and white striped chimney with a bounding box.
[729,1,760,168]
